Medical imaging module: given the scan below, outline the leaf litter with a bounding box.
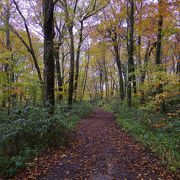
[13,109,177,180]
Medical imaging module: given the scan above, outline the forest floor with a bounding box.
[13,108,176,180]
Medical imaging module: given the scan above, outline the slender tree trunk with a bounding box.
[141,42,157,84]
[141,42,150,83]
[62,0,77,106]
[137,35,141,65]
[2,0,13,109]
[43,0,55,114]
[61,47,65,86]
[113,39,125,100]
[154,0,165,112]
[174,34,180,90]
[13,0,43,83]
[81,48,90,101]
[99,70,103,99]
[104,63,109,98]
[74,21,83,101]
[139,42,151,104]
[156,0,163,65]
[137,3,142,66]
[127,0,135,107]
[123,63,128,96]
[132,73,136,94]
[110,73,114,96]
[177,56,180,91]
[54,44,63,100]
[137,34,141,86]
[68,26,75,106]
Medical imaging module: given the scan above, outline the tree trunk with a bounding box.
[137,2,142,66]
[2,0,15,108]
[68,26,75,106]
[99,70,103,99]
[155,0,163,65]
[113,42,125,99]
[81,47,90,101]
[141,42,150,83]
[13,0,43,84]
[104,63,109,98]
[127,0,135,107]
[54,44,63,100]
[137,35,141,65]
[43,0,55,114]
[74,21,83,101]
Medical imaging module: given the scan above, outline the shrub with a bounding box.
[0,101,94,177]
[102,98,180,172]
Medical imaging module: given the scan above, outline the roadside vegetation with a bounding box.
[0,102,93,177]
[102,97,180,173]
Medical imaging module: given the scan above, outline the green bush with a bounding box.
[0,101,94,177]
[102,98,180,172]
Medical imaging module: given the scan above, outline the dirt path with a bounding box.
[15,108,175,179]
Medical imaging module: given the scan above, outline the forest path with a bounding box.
[40,108,174,180]
[15,108,174,180]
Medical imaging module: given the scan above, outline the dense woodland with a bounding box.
[0,0,179,178]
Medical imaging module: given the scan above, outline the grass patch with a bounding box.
[0,101,94,178]
[102,98,180,172]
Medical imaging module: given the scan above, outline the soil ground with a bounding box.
[14,109,176,180]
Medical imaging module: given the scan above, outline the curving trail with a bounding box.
[15,109,175,180]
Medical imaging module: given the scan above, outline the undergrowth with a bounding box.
[101,98,180,173]
[0,101,94,178]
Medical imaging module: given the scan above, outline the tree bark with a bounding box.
[99,70,103,99]
[137,1,143,66]
[43,0,55,114]
[54,44,63,100]
[127,0,135,107]
[155,0,163,65]
[137,35,141,65]
[67,26,75,106]
[62,0,77,106]
[112,36,125,100]
[81,47,90,101]
[74,20,83,101]
[141,41,150,83]
[2,0,15,109]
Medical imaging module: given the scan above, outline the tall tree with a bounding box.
[97,0,126,99]
[59,0,78,106]
[74,0,108,101]
[112,31,125,99]
[43,0,55,113]
[155,0,164,65]
[54,18,66,100]
[12,0,43,83]
[2,0,11,109]
[127,0,135,107]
